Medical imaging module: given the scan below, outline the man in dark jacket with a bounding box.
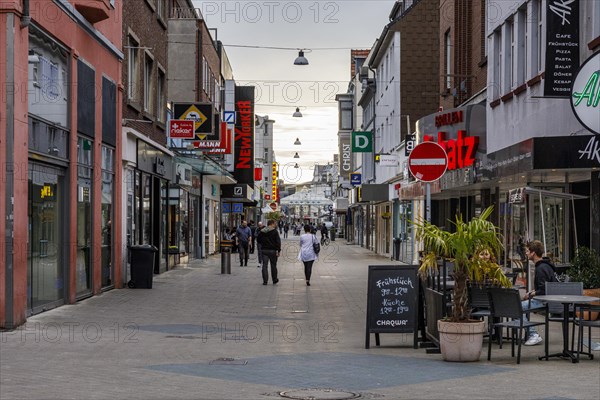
[521,239,558,346]
[236,220,252,266]
[257,219,281,285]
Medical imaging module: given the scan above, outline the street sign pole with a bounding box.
[407,142,448,224]
[426,183,431,223]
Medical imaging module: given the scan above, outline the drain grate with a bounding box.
[279,388,361,400]
[209,357,248,365]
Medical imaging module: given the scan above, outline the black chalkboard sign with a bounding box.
[365,265,419,349]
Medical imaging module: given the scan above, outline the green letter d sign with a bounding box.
[352,131,372,152]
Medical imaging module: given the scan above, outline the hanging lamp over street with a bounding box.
[294,138,301,145]
[293,152,300,159]
[294,50,309,65]
[293,107,303,117]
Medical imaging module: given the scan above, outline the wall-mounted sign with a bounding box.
[570,51,600,135]
[423,131,479,171]
[405,134,416,156]
[339,136,352,175]
[378,154,399,167]
[233,86,255,185]
[223,111,236,124]
[173,103,215,137]
[168,119,195,139]
[271,162,278,202]
[350,173,361,186]
[351,131,373,152]
[544,0,580,97]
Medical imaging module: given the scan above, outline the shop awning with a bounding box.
[175,155,235,184]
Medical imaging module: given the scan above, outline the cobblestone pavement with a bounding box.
[1,238,599,399]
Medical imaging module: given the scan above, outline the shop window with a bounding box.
[127,35,139,101]
[101,146,115,288]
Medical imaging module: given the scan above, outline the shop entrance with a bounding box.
[501,187,587,278]
[28,163,66,314]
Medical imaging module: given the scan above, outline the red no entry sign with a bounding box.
[408,142,448,182]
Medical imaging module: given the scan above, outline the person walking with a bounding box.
[255,221,264,268]
[283,223,289,238]
[248,220,257,254]
[298,225,319,286]
[320,223,329,245]
[257,219,281,285]
[236,220,252,266]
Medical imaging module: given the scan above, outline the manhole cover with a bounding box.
[209,358,248,365]
[279,388,360,400]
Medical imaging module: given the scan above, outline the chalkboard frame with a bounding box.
[365,265,420,349]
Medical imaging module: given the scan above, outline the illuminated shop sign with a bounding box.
[423,131,479,171]
[570,51,600,135]
[272,162,278,202]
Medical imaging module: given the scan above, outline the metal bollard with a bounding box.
[221,247,231,274]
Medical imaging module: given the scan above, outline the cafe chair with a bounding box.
[572,303,600,361]
[487,288,548,364]
[469,286,492,333]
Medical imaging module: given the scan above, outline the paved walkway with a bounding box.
[1,237,599,399]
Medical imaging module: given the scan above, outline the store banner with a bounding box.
[544,0,580,97]
[233,86,255,185]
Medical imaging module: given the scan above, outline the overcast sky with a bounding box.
[192,0,396,183]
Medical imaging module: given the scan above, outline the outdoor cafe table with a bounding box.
[534,294,600,363]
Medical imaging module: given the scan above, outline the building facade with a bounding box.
[1,0,122,328]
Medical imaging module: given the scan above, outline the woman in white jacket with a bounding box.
[298,225,319,286]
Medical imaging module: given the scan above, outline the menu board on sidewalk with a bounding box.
[365,265,419,349]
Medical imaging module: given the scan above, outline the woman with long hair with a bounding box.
[298,225,319,286]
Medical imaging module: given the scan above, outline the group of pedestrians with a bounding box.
[226,219,321,287]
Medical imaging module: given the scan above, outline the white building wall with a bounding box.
[487,0,595,153]
[374,31,401,183]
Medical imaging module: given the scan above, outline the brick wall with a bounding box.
[399,0,440,138]
[122,0,169,145]
[439,0,487,110]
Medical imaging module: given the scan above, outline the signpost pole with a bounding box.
[426,183,431,223]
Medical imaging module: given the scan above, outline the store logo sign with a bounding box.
[578,136,600,164]
[351,131,372,152]
[571,52,600,135]
[423,130,479,171]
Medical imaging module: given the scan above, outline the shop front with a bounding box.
[123,133,174,278]
[476,135,600,265]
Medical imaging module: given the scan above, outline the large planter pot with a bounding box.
[577,288,600,321]
[438,319,486,362]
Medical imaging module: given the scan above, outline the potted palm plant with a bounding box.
[414,206,511,362]
[567,246,600,320]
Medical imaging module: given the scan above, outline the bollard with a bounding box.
[221,240,233,274]
[221,247,231,274]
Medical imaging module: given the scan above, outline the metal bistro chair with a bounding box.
[572,303,600,361]
[469,286,491,331]
[487,288,548,364]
